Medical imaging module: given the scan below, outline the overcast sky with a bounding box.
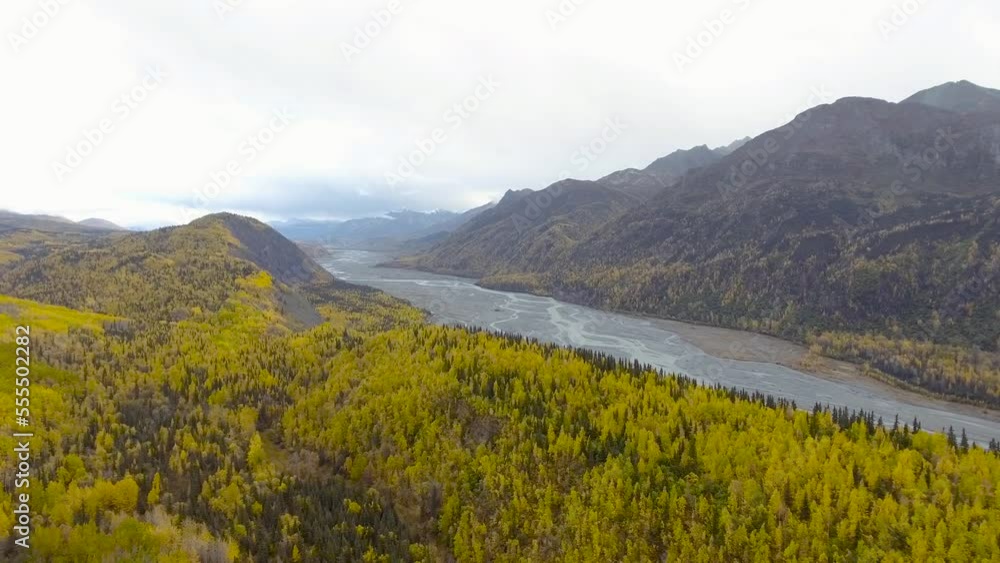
[3,0,999,228]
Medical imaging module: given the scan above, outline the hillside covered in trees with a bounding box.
[403,81,1000,407]
[0,214,999,561]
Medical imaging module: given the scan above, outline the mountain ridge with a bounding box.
[903,79,1000,114]
[0,210,126,233]
[401,80,1000,405]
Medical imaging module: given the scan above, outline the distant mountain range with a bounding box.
[0,210,127,233]
[398,80,1000,406]
[271,204,495,250]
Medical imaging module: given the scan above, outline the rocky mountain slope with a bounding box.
[405,81,1000,405]
[401,141,740,275]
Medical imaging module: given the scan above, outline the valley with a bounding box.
[8,4,1000,559]
[2,213,999,560]
[325,249,1000,444]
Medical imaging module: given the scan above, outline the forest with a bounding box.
[434,189,1000,408]
[1,214,1000,561]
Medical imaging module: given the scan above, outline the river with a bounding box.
[319,249,1000,445]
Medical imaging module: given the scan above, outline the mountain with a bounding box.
[595,167,671,199]
[402,142,742,275]
[390,201,498,253]
[903,79,1000,114]
[713,136,752,156]
[323,210,459,243]
[1,210,94,233]
[405,82,1000,406]
[397,179,643,277]
[416,201,496,235]
[598,142,743,200]
[272,208,472,248]
[0,213,336,328]
[282,142,734,262]
[0,211,129,266]
[643,144,724,184]
[0,210,128,233]
[273,204,499,251]
[78,217,127,230]
[207,213,331,286]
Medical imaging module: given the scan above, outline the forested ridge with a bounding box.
[404,82,1000,408]
[2,213,1000,561]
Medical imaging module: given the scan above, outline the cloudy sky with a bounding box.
[3,0,999,228]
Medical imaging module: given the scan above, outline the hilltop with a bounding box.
[78,218,128,231]
[903,79,1000,114]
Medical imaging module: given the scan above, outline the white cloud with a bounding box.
[2,0,998,227]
